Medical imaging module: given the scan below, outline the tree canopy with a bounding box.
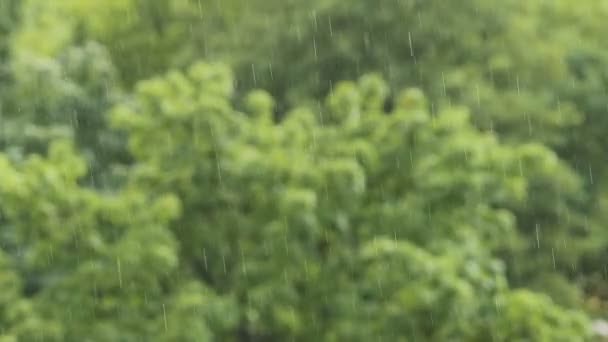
[1,0,608,340]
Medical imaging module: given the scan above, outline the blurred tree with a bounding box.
[0,41,129,187]
[0,141,238,341]
[175,0,608,303]
[0,0,607,339]
[109,62,591,340]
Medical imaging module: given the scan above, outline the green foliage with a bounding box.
[0,141,237,341]
[0,38,128,185]
[107,62,591,340]
[1,0,608,340]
